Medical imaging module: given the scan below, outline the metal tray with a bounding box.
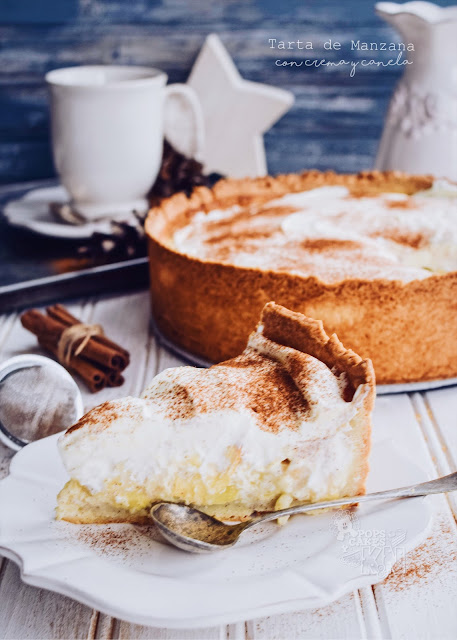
[0,180,149,312]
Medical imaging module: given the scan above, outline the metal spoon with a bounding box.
[150,472,457,553]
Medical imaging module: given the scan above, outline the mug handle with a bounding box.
[164,84,205,161]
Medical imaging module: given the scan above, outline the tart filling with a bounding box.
[56,303,375,524]
[173,179,457,283]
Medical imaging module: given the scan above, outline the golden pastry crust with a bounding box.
[56,479,151,525]
[145,170,457,384]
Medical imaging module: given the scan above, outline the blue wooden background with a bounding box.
[0,0,454,184]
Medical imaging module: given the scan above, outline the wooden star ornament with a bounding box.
[187,34,294,178]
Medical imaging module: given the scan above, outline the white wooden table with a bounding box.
[1,290,457,640]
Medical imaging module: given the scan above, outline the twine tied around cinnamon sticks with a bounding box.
[21,304,130,393]
[57,323,104,366]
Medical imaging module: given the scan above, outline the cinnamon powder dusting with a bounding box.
[74,524,164,557]
[385,198,416,209]
[300,239,361,252]
[371,229,429,249]
[174,186,457,282]
[160,350,310,433]
[384,518,457,593]
[67,398,143,434]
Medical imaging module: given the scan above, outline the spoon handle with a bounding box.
[245,471,457,528]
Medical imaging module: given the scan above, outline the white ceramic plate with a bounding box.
[151,319,457,396]
[0,434,432,628]
[3,186,128,239]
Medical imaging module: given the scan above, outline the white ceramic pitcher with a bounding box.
[375,2,457,179]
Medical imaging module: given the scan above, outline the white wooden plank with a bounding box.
[250,592,366,639]
[357,587,385,639]
[226,622,246,639]
[94,613,116,640]
[422,386,457,473]
[116,621,225,639]
[141,333,160,391]
[0,311,41,361]
[0,312,17,352]
[410,392,454,474]
[88,610,100,640]
[0,561,94,640]
[372,393,433,464]
[410,391,457,518]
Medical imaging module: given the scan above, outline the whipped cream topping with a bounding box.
[59,328,369,508]
[173,181,457,283]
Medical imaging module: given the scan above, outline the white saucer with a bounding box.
[0,434,432,628]
[3,185,128,240]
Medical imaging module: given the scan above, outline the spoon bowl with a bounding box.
[150,503,248,553]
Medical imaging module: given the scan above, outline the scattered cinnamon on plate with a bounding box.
[20,304,130,393]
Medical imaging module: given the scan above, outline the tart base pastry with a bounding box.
[57,303,375,524]
[145,170,457,384]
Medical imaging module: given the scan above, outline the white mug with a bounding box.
[46,65,203,219]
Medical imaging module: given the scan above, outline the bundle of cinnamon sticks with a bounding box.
[21,304,130,393]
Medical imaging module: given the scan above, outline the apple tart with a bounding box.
[145,170,457,384]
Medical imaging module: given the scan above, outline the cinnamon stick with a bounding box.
[21,309,69,345]
[93,362,125,388]
[106,370,125,387]
[46,304,130,369]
